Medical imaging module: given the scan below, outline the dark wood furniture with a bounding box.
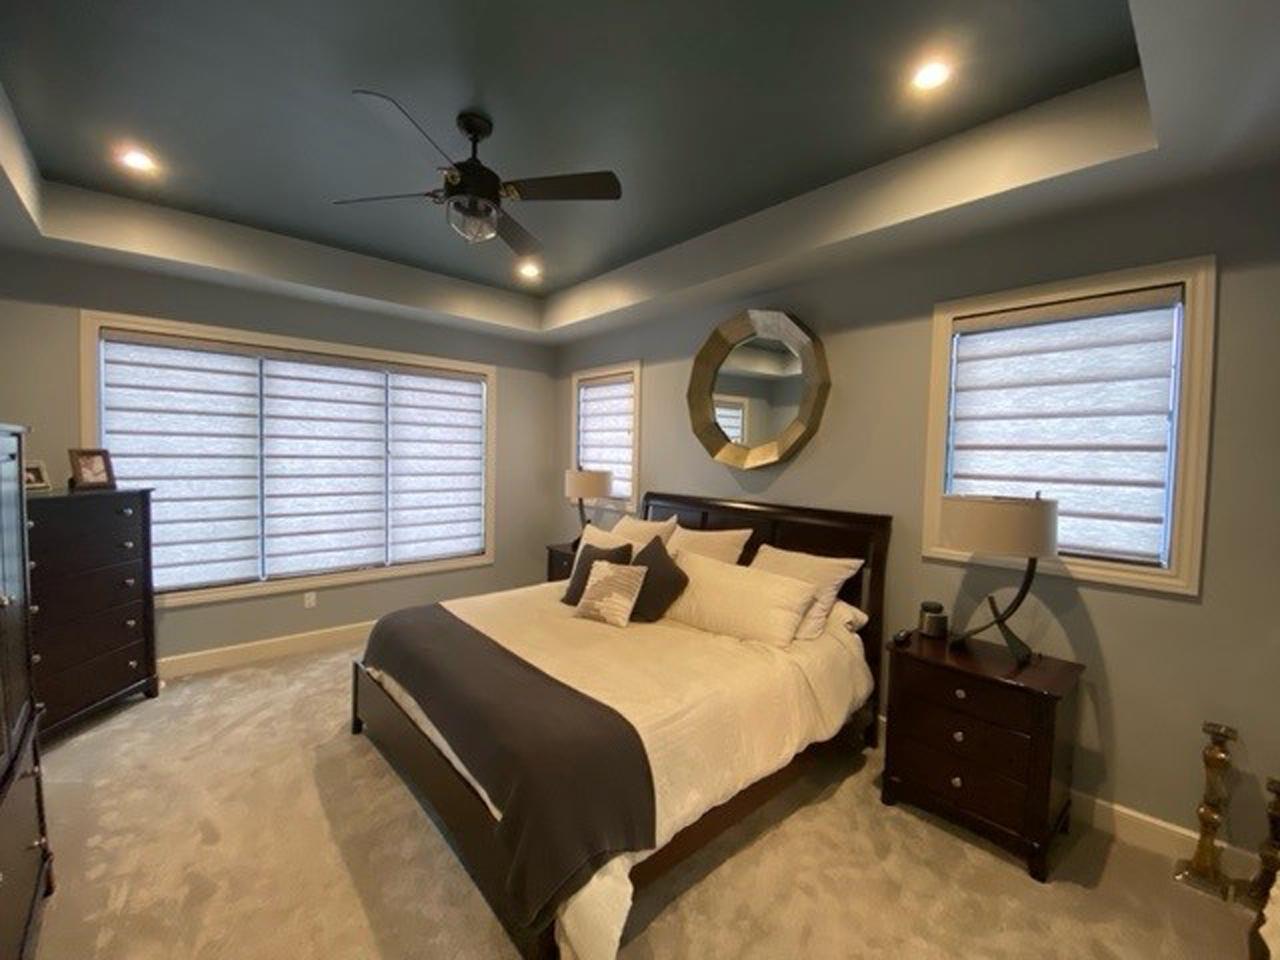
[882,631,1083,881]
[26,489,158,737]
[545,541,575,582]
[0,425,54,960]
[353,491,891,959]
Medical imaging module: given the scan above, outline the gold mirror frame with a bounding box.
[687,309,830,470]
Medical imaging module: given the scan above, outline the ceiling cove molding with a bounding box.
[0,71,1154,340]
[543,70,1154,334]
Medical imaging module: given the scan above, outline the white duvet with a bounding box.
[368,581,873,960]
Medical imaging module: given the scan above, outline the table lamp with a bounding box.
[939,494,1058,666]
[564,468,612,530]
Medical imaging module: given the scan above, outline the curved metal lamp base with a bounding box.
[948,558,1038,667]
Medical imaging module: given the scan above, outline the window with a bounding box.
[90,316,493,601]
[572,363,640,507]
[714,396,747,443]
[923,258,1215,595]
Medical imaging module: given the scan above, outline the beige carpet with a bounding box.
[35,647,1253,960]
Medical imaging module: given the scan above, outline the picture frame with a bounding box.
[23,459,51,492]
[68,448,117,491]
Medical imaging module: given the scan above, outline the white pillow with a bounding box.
[570,523,635,580]
[666,551,816,647]
[667,525,753,564]
[611,513,678,546]
[828,599,870,635]
[574,561,648,628]
[751,543,865,641]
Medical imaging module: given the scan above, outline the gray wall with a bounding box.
[0,251,561,657]
[554,166,1280,847]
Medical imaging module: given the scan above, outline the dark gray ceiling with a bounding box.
[0,0,1137,292]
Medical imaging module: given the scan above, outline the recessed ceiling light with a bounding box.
[516,258,543,282]
[912,61,951,91]
[117,147,158,174]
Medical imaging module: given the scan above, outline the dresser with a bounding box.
[27,489,158,736]
[882,631,1083,881]
[1,425,54,960]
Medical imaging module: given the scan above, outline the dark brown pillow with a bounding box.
[628,536,689,622]
[560,542,633,605]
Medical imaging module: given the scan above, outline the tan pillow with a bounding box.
[611,514,678,545]
[667,525,753,564]
[666,551,815,647]
[751,543,865,641]
[569,523,633,581]
[574,561,648,628]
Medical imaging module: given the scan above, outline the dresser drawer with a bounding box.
[36,640,150,729]
[33,601,147,679]
[0,731,46,960]
[31,560,144,630]
[896,699,1031,783]
[893,736,1028,833]
[896,654,1034,733]
[28,495,144,579]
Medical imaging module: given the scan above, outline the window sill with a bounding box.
[154,551,495,610]
[922,545,1199,598]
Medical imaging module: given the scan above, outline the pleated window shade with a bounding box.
[714,399,745,443]
[945,286,1184,566]
[576,373,635,502]
[101,334,488,592]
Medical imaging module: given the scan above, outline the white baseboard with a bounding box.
[158,619,375,679]
[875,715,1258,876]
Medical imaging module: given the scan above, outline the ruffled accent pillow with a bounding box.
[574,561,648,628]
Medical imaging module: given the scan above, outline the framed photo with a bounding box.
[68,448,117,491]
[23,459,51,491]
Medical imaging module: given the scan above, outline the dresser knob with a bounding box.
[30,653,41,666]
[122,540,135,550]
[954,688,967,700]
[30,604,39,616]
[128,660,139,670]
[950,776,963,789]
[120,507,134,517]
[952,730,965,744]
[125,619,138,629]
[26,519,35,530]
[28,560,36,571]
[124,578,137,588]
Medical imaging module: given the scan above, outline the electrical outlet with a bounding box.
[303,591,317,609]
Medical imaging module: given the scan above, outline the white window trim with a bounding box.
[921,257,1216,596]
[570,361,641,514]
[78,309,498,609]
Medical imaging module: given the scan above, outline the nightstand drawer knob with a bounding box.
[124,578,136,588]
[120,507,135,517]
[122,540,135,550]
[954,687,967,700]
[950,776,963,789]
[125,619,138,629]
[952,730,965,744]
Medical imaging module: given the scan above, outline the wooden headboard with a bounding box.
[643,492,892,746]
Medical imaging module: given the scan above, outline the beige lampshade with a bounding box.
[939,495,1058,558]
[564,468,612,500]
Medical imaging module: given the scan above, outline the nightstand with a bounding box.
[546,541,576,582]
[882,631,1083,881]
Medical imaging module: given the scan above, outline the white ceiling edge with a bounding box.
[0,82,40,236]
[543,71,1154,335]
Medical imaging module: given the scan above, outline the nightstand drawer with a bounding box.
[894,736,1027,833]
[897,655,1034,733]
[896,699,1031,783]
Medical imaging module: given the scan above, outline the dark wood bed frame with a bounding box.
[351,492,892,959]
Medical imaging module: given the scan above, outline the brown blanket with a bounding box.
[363,603,656,929]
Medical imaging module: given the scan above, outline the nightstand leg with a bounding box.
[1029,849,1049,883]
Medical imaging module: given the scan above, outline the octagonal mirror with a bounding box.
[687,309,830,470]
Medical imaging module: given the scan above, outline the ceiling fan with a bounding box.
[335,89,622,274]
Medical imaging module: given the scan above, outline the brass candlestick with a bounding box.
[1236,777,1280,910]
[1175,721,1238,900]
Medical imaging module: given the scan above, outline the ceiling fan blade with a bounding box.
[496,209,542,259]
[352,89,456,168]
[502,171,621,202]
[332,191,434,206]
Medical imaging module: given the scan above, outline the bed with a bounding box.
[350,492,892,959]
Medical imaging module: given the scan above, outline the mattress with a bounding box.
[366,580,873,960]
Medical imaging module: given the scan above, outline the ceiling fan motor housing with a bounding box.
[446,157,503,207]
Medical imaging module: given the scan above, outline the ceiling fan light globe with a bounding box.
[446,195,499,243]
